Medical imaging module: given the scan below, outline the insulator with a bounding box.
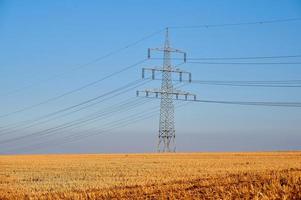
[184,53,187,63]
[136,91,139,97]
[189,73,192,83]
[152,69,155,80]
[142,68,145,79]
[146,91,149,97]
[185,94,188,100]
[176,94,179,99]
[156,92,158,98]
[194,95,196,101]
[179,72,182,82]
[148,48,151,59]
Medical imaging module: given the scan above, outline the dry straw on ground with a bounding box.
[1,152,301,199]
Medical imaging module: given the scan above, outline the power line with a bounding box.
[190,80,301,84]
[0,78,147,131]
[151,78,301,88]
[1,83,185,148]
[151,54,301,61]
[0,78,152,135]
[186,61,301,65]
[0,59,147,119]
[3,21,301,153]
[0,97,141,137]
[176,98,301,107]
[4,17,299,97]
[57,84,189,140]
[186,55,301,60]
[0,98,153,148]
[1,29,164,97]
[3,106,159,153]
[0,97,151,145]
[143,95,301,107]
[190,82,301,88]
[4,101,189,154]
[54,102,189,149]
[169,17,301,29]
[150,58,301,65]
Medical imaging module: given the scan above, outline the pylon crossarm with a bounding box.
[143,67,189,73]
[137,89,196,100]
[148,47,185,53]
[142,67,191,82]
[148,47,187,62]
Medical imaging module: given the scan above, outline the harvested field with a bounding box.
[0,152,301,199]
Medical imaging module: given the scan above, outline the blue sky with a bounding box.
[0,0,301,153]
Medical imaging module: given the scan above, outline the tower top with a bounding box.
[164,27,170,49]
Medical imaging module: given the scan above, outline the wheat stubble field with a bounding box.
[0,152,301,199]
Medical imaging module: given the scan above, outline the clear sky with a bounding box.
[0,0,301,154]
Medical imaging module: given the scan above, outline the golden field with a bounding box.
[0,152,301,199]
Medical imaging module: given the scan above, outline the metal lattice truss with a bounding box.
[148,47,187,62]
[137,28,195,152]
[142,67,192,82]
[137,89,196,101]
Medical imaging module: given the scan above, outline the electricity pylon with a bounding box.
[137,28,196,152]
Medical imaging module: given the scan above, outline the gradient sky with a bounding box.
[0,0,301,154]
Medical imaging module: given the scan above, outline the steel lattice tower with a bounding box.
[137,28,196,152]
[158,28,176,152]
